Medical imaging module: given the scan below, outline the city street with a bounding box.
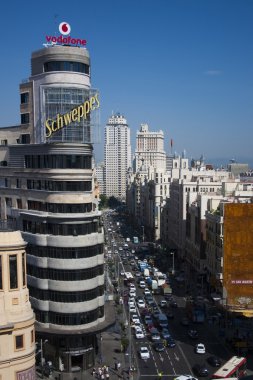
[103,209,244,380]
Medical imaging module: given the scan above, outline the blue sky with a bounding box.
[1,0,253,166]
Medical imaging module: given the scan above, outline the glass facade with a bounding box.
[42,87,99,143]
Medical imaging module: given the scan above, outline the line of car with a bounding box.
[105,213,223,378]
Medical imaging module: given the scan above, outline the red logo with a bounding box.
[59,22,71,35]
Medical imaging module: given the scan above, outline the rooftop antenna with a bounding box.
[54,14,59,35]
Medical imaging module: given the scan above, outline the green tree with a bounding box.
[99,194,108,210]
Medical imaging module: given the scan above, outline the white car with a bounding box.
[139,281,146,288]
[128,299,135,307]
[139,346,150,359]
[174,376,198,380]
[143,288,151,296]
[129,290,136,297]
[131,314,140,323]
[195,343,206,354]
[137,299,146,308]
[129,284,136,291]
[135,328,145,339]
[129,305,137,313]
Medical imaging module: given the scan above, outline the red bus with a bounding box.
[212,356,247,379]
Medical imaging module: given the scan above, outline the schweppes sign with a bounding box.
[45,93,100,138]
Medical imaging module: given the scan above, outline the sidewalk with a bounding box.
[83,325,139,380]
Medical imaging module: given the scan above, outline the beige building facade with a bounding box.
[0,229,35,380]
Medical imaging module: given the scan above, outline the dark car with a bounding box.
[170,300,178,308]
[207,356,222,367]
[188,329,199,339]
[192,363,209,377]
[153,342,165,352]
[166,337,176,348]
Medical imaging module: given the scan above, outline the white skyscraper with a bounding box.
[134,123,166,172]
[104,113,131,199]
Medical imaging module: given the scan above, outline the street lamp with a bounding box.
[36,339,48,376]
[170,251,175,275]
[142,226,144,243]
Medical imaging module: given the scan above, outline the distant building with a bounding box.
[134,123,166,172]
[104,113,131,199]
[227,162,249,177]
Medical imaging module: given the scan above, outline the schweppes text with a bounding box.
[45,93,100,138]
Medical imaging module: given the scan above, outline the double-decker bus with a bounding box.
[212,356,247,379]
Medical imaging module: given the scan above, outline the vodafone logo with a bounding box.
[45,22,87,47]
[59,22,71,35]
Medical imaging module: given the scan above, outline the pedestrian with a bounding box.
[117,361,121,371]
[115,361,118,371]
[101,374,105,380]
[158,371,163,379]
[104,365,109,374]
[98,367,103,379]
[91,367,96,376]
[106,373,110,379]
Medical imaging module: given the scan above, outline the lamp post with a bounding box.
[142,226,144,243]
[39,339,48,376]
[170,251,175,275]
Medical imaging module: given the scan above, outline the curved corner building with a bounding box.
[0,43,109,376]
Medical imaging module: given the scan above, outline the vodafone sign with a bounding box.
[45,22,87,47]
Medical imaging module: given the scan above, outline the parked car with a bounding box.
[192,363,209,377]
[195,343,206,354]
[207,356,221,367]
[139,346,150,360]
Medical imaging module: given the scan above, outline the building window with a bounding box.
[17,199,22,209]
[15,335,24,350]
[6,198,12,207]
[22,253,26,287]
[20,134,30,144]
[1,139,7,145]
[44,61,90,75]
[31,329,34,344]
[21,113,30,124]
[20,92,29,104]
[9,255,18,289]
